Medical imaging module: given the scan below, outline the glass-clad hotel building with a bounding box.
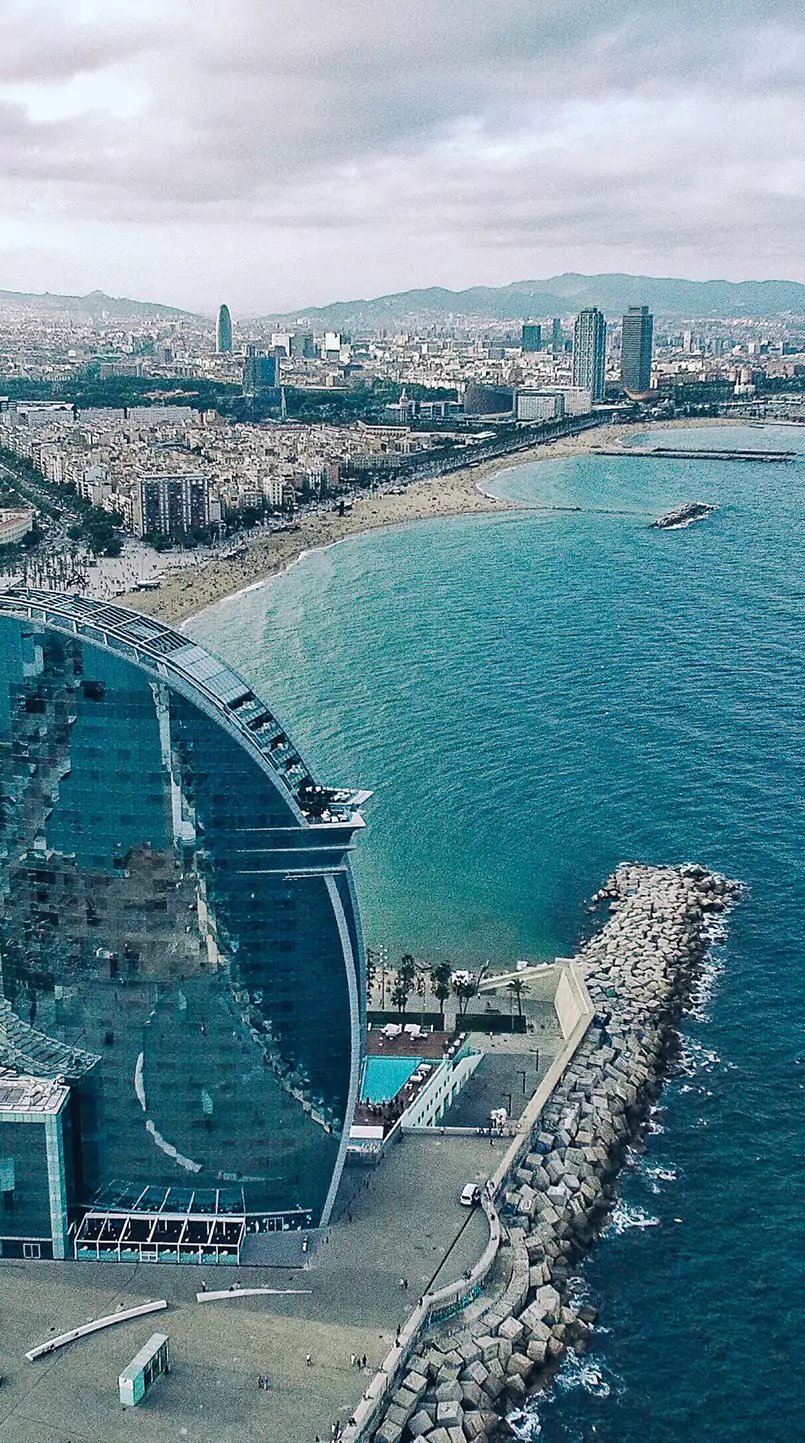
[0,588,367,1263]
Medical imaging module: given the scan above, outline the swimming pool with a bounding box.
[360,1055,422,1103]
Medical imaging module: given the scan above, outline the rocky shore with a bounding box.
[368,862,740,1443]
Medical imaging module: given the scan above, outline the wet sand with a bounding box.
[122,418,729,627]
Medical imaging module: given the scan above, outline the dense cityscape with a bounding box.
[0,0,802,1440]
[1,287,803,581]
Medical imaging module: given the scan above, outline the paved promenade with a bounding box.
[0,1136,492,1443]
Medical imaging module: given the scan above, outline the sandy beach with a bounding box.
[122,417,728,627]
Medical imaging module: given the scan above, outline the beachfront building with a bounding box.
[621,305,654,397]
[0,588,368,1263]
[572,307,607,402]
[0,507,35,547]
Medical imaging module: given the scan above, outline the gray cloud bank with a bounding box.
[1,0,803,311]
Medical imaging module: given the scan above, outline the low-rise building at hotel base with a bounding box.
[0,507,35,547]
[0,589,368,1263]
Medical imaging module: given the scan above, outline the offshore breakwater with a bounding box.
[359,862,739,1443]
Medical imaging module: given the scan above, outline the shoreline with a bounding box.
[351,863,740,1443]
[123,417,732,629]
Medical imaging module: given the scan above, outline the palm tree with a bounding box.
[391,972,411,1015]
[452,970,479,1018]
[399,953,416,987]
[507,977,526,1018]
[365,947,377,999]
[430,961,452,1025]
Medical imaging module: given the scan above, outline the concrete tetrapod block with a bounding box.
[436,1398,464,1428]
[475,1335,500,1362]
[403,1370,429,1397]
[408,1410,434,1438]
[505,1350,534,1380]
[463,1412,490,1440]
[435,1378,463,1403]
[391,1385,420,1417]
[385,1403,412,1431]
[506,1372,528,1401]
[481,1372,505,1402]
[464,1359,490,1388]
[497,1315,525,1344]
[461,1379,483,1408]
[375,1421,404,1443]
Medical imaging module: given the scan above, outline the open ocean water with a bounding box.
[189,425,805,1442]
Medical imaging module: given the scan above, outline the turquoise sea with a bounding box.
[189,426,804,1442]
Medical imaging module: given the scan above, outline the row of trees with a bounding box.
[366,949,528,1022]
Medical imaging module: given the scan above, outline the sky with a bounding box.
[1,0,804,315]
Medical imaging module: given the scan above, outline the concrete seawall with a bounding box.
[349,861,740,1443]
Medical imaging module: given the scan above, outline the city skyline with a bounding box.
[1,1,803,313]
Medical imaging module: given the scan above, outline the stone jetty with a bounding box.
[367,862,739,1443]
[650,501,716,529]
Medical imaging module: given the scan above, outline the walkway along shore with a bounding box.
[346,861,741,1443]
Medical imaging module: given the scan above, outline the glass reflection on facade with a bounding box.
[0,589,367,1262]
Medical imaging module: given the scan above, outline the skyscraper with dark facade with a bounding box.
[243,345,279,395]
[551,318,563,353]
[521,322,542,353]
[572,307,607,402]
[0,589,367,1263]
[216,304,233,354]
[620,305,654,396]
[133,474,210,541]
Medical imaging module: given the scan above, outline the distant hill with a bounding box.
[264,273,805,329]
[0,287,197,321]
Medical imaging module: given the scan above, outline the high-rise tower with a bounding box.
[216,303,233,354]
[621,305,654,396]
[0,588,368,1263]
[572,308,607,402]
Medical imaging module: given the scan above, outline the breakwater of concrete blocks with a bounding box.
[356,862,739,1443]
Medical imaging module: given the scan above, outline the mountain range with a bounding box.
[0,288,193,321]
[264,273,805,328]
[2,274,805,328]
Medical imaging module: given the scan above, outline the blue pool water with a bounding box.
[361,1055,422,1103]
[189,425,805,1442]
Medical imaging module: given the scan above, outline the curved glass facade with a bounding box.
[0,589,367,1258]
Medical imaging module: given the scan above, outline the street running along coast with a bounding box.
[348,862,740,1443]
[121,417,736,628]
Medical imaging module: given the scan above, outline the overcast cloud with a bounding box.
[1,0,803,312]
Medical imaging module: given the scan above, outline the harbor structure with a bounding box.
[572,307,607,402]
[0,588,368,1263]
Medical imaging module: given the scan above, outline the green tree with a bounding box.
[430,961,452,1023]
[452,970,479,1017]
[507,977,527,1018]
[365,947,377,997]
[399,953,416,987]
[390,973,411,1015]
